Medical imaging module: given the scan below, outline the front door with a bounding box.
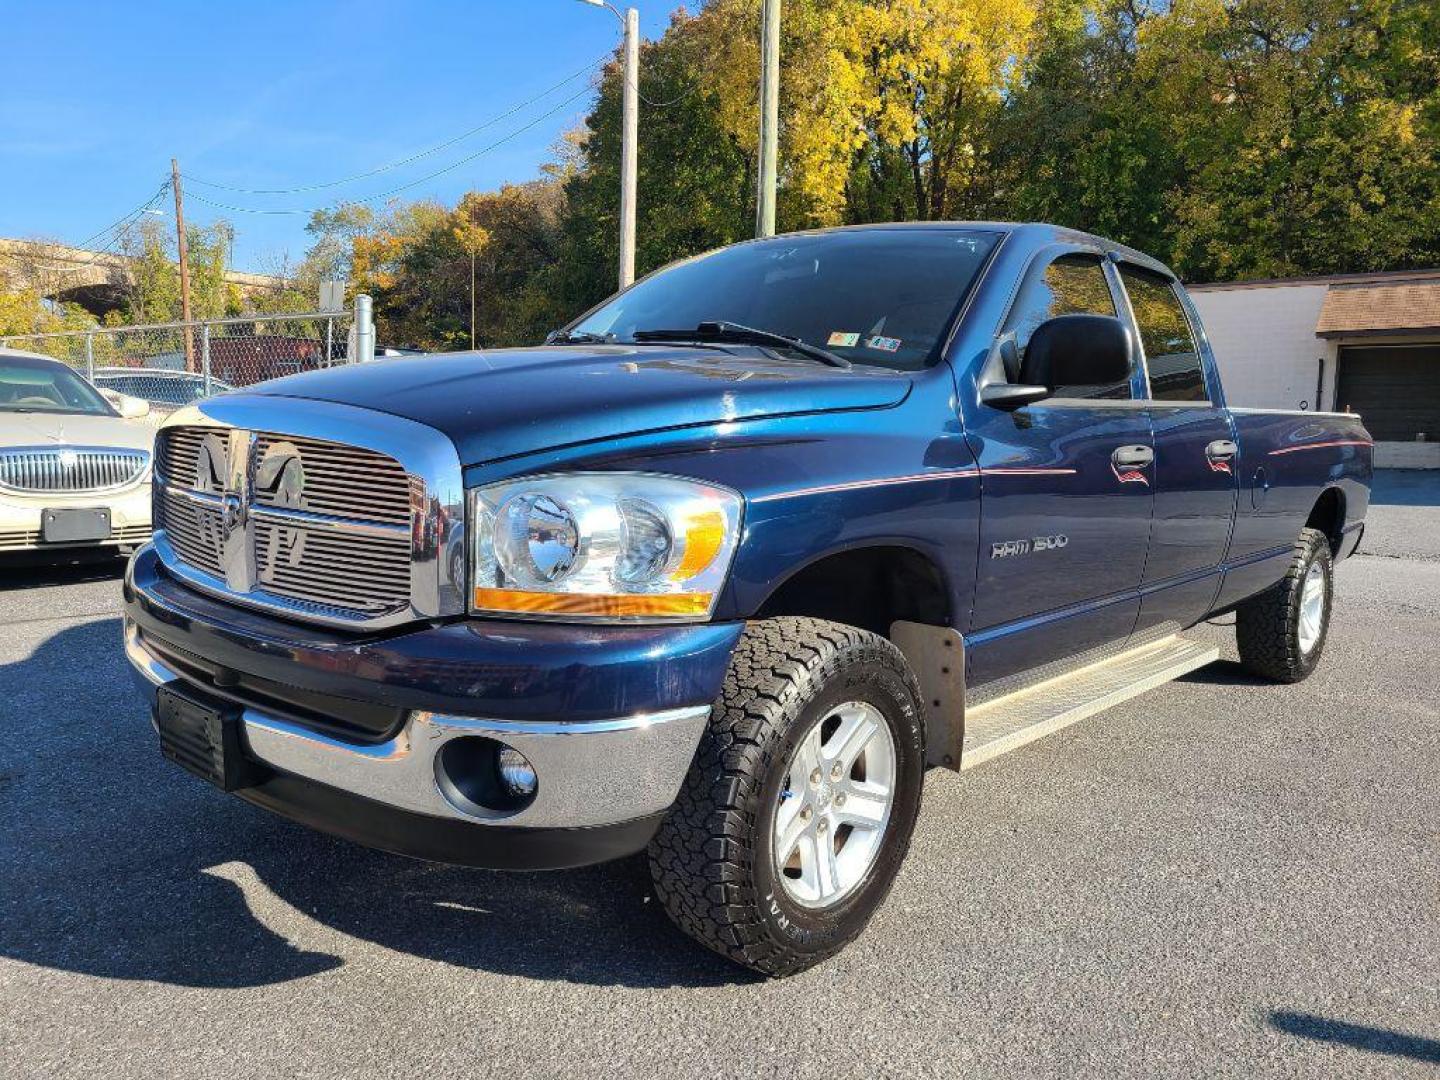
[966,250,1155,688]
[1116,265,1239,635]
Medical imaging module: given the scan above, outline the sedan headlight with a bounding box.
[468,473,743,621]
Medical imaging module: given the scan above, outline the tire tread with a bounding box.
[647,616,921,977]
[1236,527,1332,683]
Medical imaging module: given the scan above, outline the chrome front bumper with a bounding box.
[124,619,709,830]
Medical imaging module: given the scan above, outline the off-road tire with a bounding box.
[1236,526,1334,683]
[647,616,926,977]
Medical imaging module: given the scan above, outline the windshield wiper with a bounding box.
[633,320,852,369]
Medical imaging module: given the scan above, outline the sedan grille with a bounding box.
[0,447,149,494]
[155,425,418,621]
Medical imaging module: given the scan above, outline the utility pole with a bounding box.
[619,6,639,289]
[756,0,780,238]
[170,157,196,372]
[578,1,639,290]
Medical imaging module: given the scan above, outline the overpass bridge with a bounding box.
[0,237,284,318]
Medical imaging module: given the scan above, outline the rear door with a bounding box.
[1115,264,1238,634]
[966,250,1155,687]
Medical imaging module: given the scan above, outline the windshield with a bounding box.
[571,228,999,371]
[0,356,116,416]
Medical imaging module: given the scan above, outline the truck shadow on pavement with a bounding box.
[0,554,127,590]
[1270,1010,1440,1065]
[1175,658,1270,688]
[0,618,752,991]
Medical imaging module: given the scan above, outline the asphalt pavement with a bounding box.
[1,478,1436,1079]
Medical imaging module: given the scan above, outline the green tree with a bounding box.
[988,0,1181,257]
[555,8,753,315]
[1151,0,1440,279]
[122,217,240,322]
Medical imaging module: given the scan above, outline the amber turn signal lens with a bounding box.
[673,510,727,579]
[473,587,712,618]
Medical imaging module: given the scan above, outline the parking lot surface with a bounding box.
[2,481,1437,1079]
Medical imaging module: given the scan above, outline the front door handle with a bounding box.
[1206,439,1239,460]
[1111,444,1154,469]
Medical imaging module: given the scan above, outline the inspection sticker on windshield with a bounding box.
[826,331,861,348]
[867,335,902,353]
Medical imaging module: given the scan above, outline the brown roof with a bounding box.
[1316,280,1440,337]
[1188,267,1440,291]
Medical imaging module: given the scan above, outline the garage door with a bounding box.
[1335,345,1440,441]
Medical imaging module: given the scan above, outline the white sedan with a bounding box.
[0,349,154,557]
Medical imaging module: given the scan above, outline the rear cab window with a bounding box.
[1118,266,1208,402]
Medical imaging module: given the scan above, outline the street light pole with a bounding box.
[756,0,780,238]
[579,0,640,290]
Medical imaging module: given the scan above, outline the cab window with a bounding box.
[1119,266,1207,402]
[1004,254,1132,400]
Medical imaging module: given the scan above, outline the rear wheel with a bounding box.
[1236,526,1334,683]
[647,617,926,977]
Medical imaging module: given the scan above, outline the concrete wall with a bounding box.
[1190,283,1440,468]
[1189,282,1335,411]
[1373,440,1440,469]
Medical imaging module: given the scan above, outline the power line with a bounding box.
[184,85,597,217]
[182,55,607,196]
[68,180,172,253]
[3,181,173,291]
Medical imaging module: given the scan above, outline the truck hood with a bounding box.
[0,411,155,453]
[249,345,912,465]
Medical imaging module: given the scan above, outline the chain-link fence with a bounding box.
[0,298,372,422]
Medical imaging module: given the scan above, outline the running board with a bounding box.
[961,636,1218,771]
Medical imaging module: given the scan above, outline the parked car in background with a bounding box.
[1,349,153,557]
[92,369,234,418]
[122,223,1372,976]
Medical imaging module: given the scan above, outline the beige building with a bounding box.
[1190,269,1440,469]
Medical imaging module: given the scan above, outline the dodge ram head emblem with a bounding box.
[190,430,258,592]
[254,440,307,582]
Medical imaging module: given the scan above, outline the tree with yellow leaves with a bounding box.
[695,0,1036,226]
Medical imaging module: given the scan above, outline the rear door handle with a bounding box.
[1111,444,1154,468]
[1206,439,1238,460]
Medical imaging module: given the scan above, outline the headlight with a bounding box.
[468,473,742,621]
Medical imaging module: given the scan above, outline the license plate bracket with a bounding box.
[41,507,111,543]
[154,683,253,791]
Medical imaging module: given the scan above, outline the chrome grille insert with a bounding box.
[0,447,149,494]
[252,433,414,524]
[156,422,423,623]
[149,395,465,631]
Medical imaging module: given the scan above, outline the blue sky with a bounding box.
[2,1,683,273]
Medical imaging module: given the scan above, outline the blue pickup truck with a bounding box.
[123,223,1371,976]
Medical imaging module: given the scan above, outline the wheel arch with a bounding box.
[1305,485,1347,554]
[754,542,953,634]
[752,542,963,772]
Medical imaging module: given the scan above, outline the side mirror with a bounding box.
[116,394,151,419]
[1020,314,1133,391]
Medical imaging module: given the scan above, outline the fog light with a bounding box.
[496,746,538,797]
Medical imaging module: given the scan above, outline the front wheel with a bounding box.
[648,617,926,977]
[1236,526,1334,683]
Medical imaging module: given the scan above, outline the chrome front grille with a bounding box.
[155,424,418,621]
[0,447,149,493]
[154,483,225,577]
[252,433,412,524]
[253,517,412,610]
